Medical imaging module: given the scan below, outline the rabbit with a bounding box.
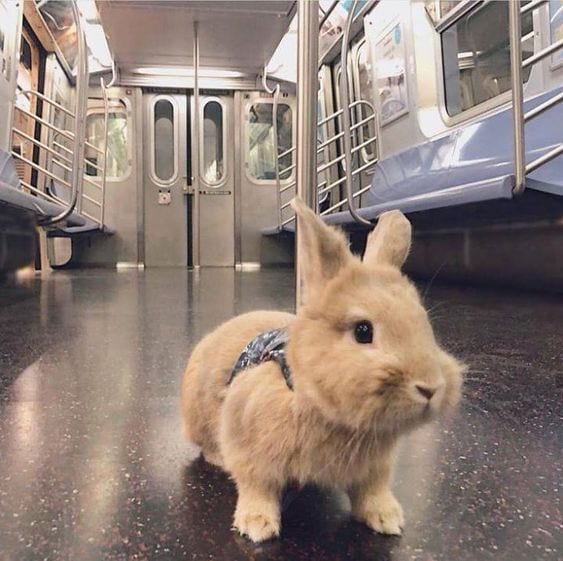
[181,197,465,543]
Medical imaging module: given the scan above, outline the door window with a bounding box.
[202,100,225,185]
[152,98,176,182]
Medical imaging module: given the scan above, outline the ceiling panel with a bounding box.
[97,0,295,75]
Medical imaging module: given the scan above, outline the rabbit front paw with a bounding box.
[233,483,281,543]
[354,491,404,536]
[233,510,280,543]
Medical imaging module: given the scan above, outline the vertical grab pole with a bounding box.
[193,21,201,267]
[295,0,318,308]
[262,68,281,229]
[273,87,281,229]
[100,59,116,228]
[100,77,109,228]
[509,0,526,195]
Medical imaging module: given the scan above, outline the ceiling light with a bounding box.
[132,67,247,78]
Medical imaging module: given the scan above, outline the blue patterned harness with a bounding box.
[228,327,293,390]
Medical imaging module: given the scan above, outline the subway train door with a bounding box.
[143,91,234,267]
[195,94,235,267]
[143,92,189,267]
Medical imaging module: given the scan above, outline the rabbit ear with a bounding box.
[363,210,412,268]
[291,197,352,294]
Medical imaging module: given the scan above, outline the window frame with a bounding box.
[435,0,540,127]
[199,96,228,188]
[85,98,131,182]
[244,98,296,186]
[149,94,179,186]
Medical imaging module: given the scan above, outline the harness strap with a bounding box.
[228,327,293,390]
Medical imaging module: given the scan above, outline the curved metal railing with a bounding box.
[10,1,111,229]
[277,99,378,228]
[509,0,563,195]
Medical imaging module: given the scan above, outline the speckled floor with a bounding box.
[0,269,561,561]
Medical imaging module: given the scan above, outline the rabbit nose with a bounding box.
[415,384,436,400]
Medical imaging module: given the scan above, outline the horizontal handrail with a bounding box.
[52,140,73,155]
[280,181,296,193]
[277,104,376,162]
[282,114,376,160]
[19,179,65,206]
[52,128,104,156]
[52,158,72,174]
[316,104,350,127]
[281,181,373,227]
[84,159,105,173]
[522,38,563,69]
[317,160,377,195]
[16,107,74,142]
[82,193,102,207]
[49,193,68,207]
[521,0,546,15]
[524,91,563,121]
[317,100,374,128]
[81,209,102,224]
[83,175,104,189]
[20,89,75,118]
[278,163,296,176]
[317,152,345,174]
[12,128,73,166]
[351,134,377,155]
[11,152,72,188]
[320,184,373,216]
[16,114,101,179]
[351,113,376,132]
[526,143,563,173]
[317,131,344,151]
[280,159,377,225]
[277,146,296,159]
[315,134,377,175]
[61,130,104,155]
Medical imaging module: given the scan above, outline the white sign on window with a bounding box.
[374,23,409,126]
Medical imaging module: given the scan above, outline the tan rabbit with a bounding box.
[181,197,465,542]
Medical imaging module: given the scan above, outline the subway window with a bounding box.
[153,98,176,182]
[247,103,293,182]
[442,1,534,117]
[86,102,129,180]
[202,100,225,185]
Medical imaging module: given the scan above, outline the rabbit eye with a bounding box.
[354,320,373,344]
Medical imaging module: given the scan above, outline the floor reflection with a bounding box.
[0,270,560,561]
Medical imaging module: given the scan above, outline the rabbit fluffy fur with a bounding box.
[181,198,465,542]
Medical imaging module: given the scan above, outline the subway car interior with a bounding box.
[0,0,561,560]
